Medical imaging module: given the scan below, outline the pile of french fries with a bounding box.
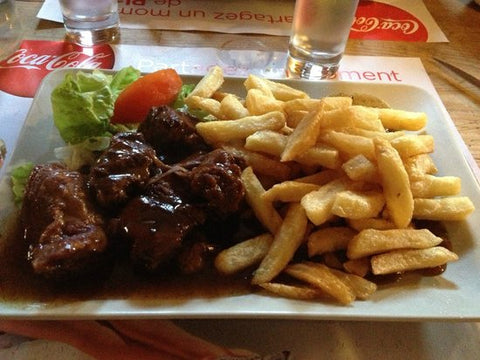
[185,66,475,305]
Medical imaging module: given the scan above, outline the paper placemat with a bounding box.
[1,41,479,360]
[37,0,448,42]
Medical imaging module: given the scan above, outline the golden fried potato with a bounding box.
[252,203,309,285]
[259,282,323,300]
[331,190,385,220]
[285,262,356,305]
[196,111,285,145]
[246,88,284,115]
[187,65,224,98]
[219,93,250,119]
[215,233,273,275]
[241,166,283,234]
[320,131,375,161]
[342,154,379,183]
[376,108,427,131]
[301,178,349,226]
[410,175,461,198]
[374,137,413,228]
[347,228,444,260]
[371,246,458,275]
[308,226,356,257]
[281,103,325,162]
[413,197,475,221]
[263,181,320,203]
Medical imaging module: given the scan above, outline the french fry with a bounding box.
[215,233,273,275]
[252,203,309,285]
[246,89,284,115]
[283,99,321,116]
[331,190,385,220]
[390,134,434,158]
[342,154,379,183]
[371,246,458,275]
[343,257,371,277]
[187,65,224,98]
[301,178,349,226]
[281,102,326,162]
[235,147,292,181]
[347,217,397,231]
[346,127,405,141]
[259,282,323,300]
[261,78,310,101]
[244,74,274,97]
[296,144,341,169]
[263,181,320,203]
[320,131,375,160]
[347,228,444,259]
[196,111,285,145]
[219,94,250,119]
[245,130,286,157]
[374,137,413,228]
[404,153,438,180]
[295,169,343,185]
[376,108,427,131]
[413,197,475,221]
[410,175,461,198]
[286,110,309,128]
[308,226,356,257]
[322,252,344,269]
[241,167,283,234]
[321,96,353,111]
[322,106,384,132]
[185,95,222,118]
[328,267,377,300]
[285,262,356,305]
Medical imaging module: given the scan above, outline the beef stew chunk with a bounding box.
[22,163,109,280]
[138,105,210,164]
[117,149,245,273]
[117,166,207,273]
[88,132,162,209]
[189,148,245,217]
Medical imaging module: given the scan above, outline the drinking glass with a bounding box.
[286,0,359,79]
[59,0,120,46]
[0,0,23,62]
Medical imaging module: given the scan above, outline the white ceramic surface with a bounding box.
[0,69,479,320]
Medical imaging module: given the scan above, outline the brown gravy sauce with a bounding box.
[0,214,451,307]
[0,212,253,307]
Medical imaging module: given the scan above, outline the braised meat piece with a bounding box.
[137,105,210,164]
[88,132,162,209]
[190,149,245,217]
[117,168,206,273]
[22,163,108,279]
[117,149,245,273]
[177,239,215,275]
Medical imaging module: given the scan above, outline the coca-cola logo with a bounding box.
[351,1,428,42]
[0,40,115,98]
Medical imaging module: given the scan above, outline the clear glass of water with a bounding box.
[59,0,120,46]
[0,0,23,62]
[286,0,359,80]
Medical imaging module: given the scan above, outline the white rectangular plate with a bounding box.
[1,69,480,320]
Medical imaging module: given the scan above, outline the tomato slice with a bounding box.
[111,68,183,124]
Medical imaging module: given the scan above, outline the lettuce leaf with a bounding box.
[11,162,34,205]
[173,84,217,121]
[51,66,140,144]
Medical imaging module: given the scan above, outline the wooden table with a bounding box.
[6,1,480,359]
[16,0,480,165]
